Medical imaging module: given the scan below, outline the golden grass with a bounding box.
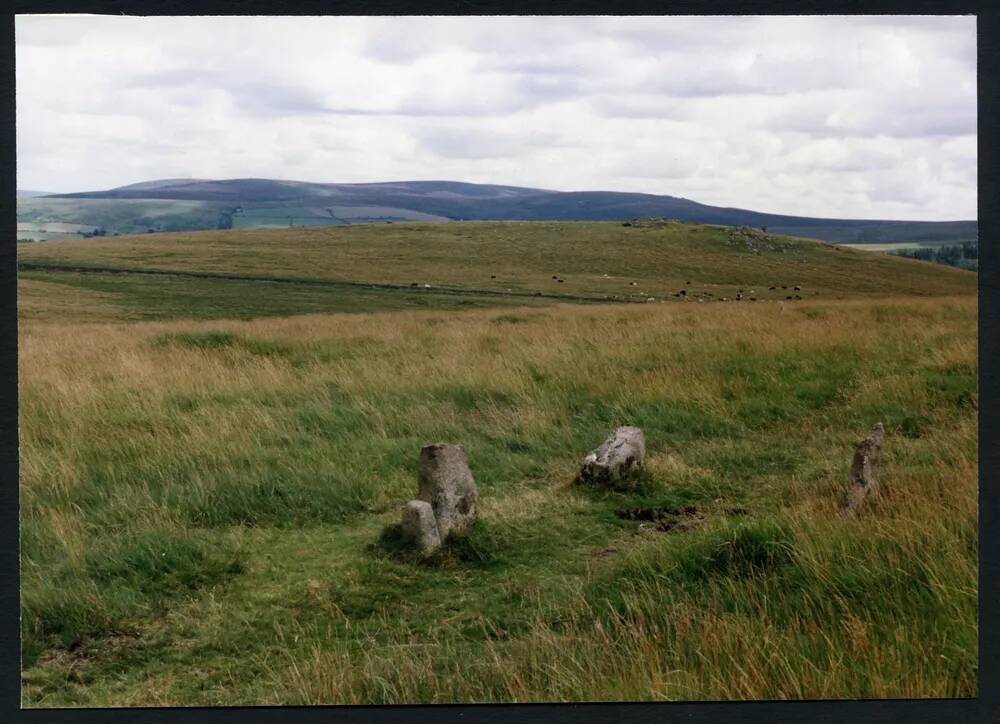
[19,292,977,705]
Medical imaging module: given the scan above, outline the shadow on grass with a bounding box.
[370,520,504,569]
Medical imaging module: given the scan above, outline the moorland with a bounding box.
[18,219,977,705]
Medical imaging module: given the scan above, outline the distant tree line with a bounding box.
[889,241,978,271]
[78,227,108,238]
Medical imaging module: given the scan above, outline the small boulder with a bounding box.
[401,500,441,554]
[578,426,646,486]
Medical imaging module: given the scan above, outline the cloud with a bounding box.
[14,14,976,220]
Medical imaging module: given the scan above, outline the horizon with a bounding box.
[15,15,976,222]
[18,175,978,223]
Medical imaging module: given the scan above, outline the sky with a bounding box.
[15,14,977,220]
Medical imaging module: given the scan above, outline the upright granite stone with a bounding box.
[400,500,441,555]
[578,426,646,485]
[416,443,479,539]
[844,422,885,514]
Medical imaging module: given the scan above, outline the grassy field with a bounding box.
[17,269,558,322]
[840,241,974,252]
[18,221,975,304]
[18,221,977,705]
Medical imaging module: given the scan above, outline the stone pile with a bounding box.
[726,226,793,254]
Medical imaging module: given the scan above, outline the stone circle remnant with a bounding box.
[399,443,479,554]
[578,426,646,485]
[844,422,885,514]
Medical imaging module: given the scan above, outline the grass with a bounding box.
[18,220,975,304]
[17,269,556,322]
[19,274,977,705]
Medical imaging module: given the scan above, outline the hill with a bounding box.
[24,178,977,245]
[16,220,976,323]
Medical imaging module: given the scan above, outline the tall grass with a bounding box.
[19,294,977,705]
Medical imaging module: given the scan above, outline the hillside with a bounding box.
[22,178,977,245]
[17,221,976,323]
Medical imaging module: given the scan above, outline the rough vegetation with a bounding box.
[17,220,977,705]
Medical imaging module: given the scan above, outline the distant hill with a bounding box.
[17,190,56,198]
[26,178,977,245]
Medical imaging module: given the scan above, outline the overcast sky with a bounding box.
[16,14,976,220]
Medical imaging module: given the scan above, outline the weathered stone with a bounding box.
[844,422,885,513]
[417,443,479,539]
[400,499,441,554]
[578,426,646,485]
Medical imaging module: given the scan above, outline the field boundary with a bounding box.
[17,262,644,305]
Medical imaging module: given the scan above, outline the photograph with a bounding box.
[15,13,978,707]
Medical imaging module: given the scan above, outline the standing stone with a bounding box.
[416,443,479,539]
[578,426,646,485]
[400,500,441,554]
[844,422,886,513]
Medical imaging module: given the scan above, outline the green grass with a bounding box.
[18,269,556,322]
[18,220,976,306]
[18,285,977,704]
